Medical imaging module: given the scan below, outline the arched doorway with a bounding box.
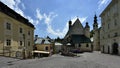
[108,46,110,54]
[103,46,104,53]
[112,43,118,55]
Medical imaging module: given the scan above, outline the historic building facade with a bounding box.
[100,0,120,55]
[93,15,100,51]
[34,35,53,57]
[63,18,92,52]
[0,2,35,58]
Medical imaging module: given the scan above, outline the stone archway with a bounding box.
[112,43,118,55]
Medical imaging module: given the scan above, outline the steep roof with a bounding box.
[65,18,84,38]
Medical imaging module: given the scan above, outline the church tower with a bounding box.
[93,14,100,51]
[93,14,98,30]
[84,22,90,38]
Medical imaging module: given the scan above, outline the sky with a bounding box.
[0,0,112,39]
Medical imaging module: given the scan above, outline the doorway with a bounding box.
[112,43,118,55]
[103,46,104,53]
[108,46,110,54]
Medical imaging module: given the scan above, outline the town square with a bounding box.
[0,0,120,68]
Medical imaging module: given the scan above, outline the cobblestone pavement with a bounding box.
[1,51,120,68]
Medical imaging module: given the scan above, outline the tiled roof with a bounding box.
[35,38,51,45]
[70,35,91,43]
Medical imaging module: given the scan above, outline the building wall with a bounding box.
[54,45,62,53]
[100,0,120,55]
[36,44,52,52]
[93,29,100,51]
[0,12,34,58]
[80,43,92,52]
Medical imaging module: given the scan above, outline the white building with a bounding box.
[54,42,62,53]
[100,0,120,55]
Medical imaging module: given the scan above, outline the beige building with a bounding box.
[100,0,120,55]
[63,18,92,52]
[0,2,35,58]
[34,36,53,57]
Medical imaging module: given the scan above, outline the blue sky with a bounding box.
[0,0,111,38]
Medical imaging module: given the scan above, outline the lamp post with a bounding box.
[23,34,25,59]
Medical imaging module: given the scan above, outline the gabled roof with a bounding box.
[65,18,84,38]
[72,18,84,29]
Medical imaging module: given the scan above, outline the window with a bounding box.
[108,24,110,29]
[114,33,118,37]
[28,41,30,46]
[103,36,104,39]
[20,28,23,33]
[45,46,48,51]
[6,39,11,46]
[6,23,11,30]
[28,31,30,35]
[114,19,117,26]
[86,44,89,47]
[79,44,81,47]
[20,41,22,46]
[108,34,110,38]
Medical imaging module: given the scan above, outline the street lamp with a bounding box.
[23,34,25,59]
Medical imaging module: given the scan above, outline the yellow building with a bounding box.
[0,2,35,59]
[34,36,53,57]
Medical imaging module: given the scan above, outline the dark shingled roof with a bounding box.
[70,35,91,44]
[0,1,35,28]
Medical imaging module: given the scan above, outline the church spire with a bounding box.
[93,14,98,30]
[94,14,97,24]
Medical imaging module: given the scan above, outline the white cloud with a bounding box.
[47,22,68,38]
[44,12,58,24]
[0,0,40,25]
[36,9,43,21]
[98,0,110,9]
[21,3,25,10]
[0,0,15,9]
[0,0,24,17]
[35,9,68,37]
[71,16,87,24]
[36,10,88,37]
